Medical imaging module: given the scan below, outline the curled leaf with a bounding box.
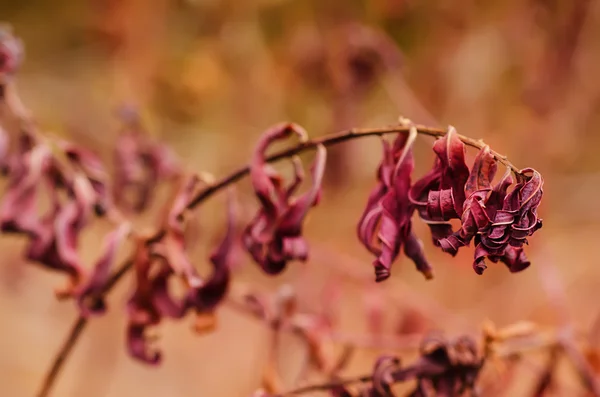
[186,188,236,314]
[358,127,432,281]
[76,222,131,316]
[243,123,325,275]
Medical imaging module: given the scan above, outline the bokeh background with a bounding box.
[1,0,599,396]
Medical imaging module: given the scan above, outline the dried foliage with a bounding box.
[1,18,597,397]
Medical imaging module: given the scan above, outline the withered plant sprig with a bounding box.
[0,27,550,397]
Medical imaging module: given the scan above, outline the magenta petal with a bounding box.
[76,223,130,317]
[498,246,531,273]
[127,324,161,365]
[186,190,236,312]
[404,231,433,279]
[464,146,497,198]
[432,127,470,214]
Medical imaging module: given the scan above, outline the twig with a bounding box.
[37,317,88,397]
[38,124,523,396]
[187,123,522,210]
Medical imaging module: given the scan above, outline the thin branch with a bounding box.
[37,317,88,397]
[38,123,523,396]
[187,123,522,211]
[36,260,132,397]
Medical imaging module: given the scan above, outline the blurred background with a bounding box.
[1,0,599,396]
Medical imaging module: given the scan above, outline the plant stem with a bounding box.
[38,123,522,396]
[37,317,88,397]
[187,124,521,210]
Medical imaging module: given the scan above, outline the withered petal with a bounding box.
[187,189,236,312]
[76,223,130,316]
[127,324,161,365]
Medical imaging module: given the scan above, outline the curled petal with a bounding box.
[426,189,457,220]
[495,246,531,273]
[76,223,131,316]
[278,144,326,235]
[127,243,185,364]
[127,324,161,365]
[372,356,402,396]
[244,125,325,275]
[486,168,513,217]
[250,122,308,214]
[357,139,394,254]
[163,175,203,287]
[186,189,236,312]
[464,146,497,198]
[373,129,418,282]
[431,126,470,214]
[404,231,433,279]
[0,145,50,234]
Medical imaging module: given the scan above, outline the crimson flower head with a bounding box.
[357,126,432,282]
[126,176,237,364]
[410,127,543,275]
[243,123,327,275]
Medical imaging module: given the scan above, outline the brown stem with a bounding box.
[38,123,523,396]
[187,123,522,210]
[37,317,88,397]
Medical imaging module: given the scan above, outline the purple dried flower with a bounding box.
[371,356,402,396]
[408,126,544,275]
[409,127,470,249]
[393,334,482,396]
[437,145,498,256]
[127,242,185,365]
[243,123,326,275]
[471,168,543,274]
[0,143,103,296]
[357,127,432,282]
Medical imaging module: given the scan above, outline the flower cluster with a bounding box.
[343,334,482,397]
[359,125,543,281]
[0,127,123,300]
[126,177,236,364]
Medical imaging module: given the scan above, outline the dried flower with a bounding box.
[126,241,185,365]
[358,127,432,282]
[410,127,544,275]
[391,334,482,396]
[409,126,470,250]
[113,110,180,212]
[243,123,326,275]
